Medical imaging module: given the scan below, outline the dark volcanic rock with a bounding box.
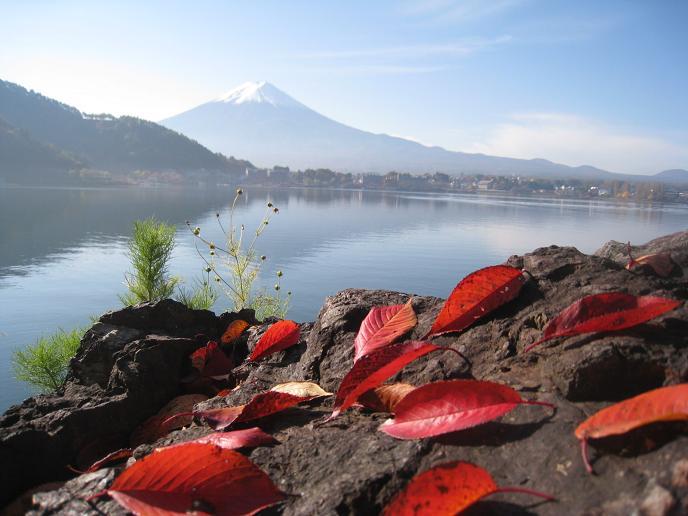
[2,231,688,515]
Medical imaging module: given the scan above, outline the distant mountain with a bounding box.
[162,81,618,179]
[0,79,253,183]
[654,169,688,184]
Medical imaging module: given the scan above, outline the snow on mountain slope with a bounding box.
[214,81,305,108]
[161,81,614,178]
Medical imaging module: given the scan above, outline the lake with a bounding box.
[1,185,686,411]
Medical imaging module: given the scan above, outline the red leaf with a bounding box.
[383,461,554,515]
[221,319,250,344]
[427,265,526,338]
[76,448,133,474]
[131,394,208,446]
[249,320,301,362]
[190,341,233,378]
[353,299,417,362]
[107,443,284,515]
[158,427,276,452]
[329,341,449,420]
[575,383,688,473]
[525,293,681,352]
[379,379,553,439]
[194,390,316,431]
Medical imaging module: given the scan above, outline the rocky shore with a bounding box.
[1,231,687,515]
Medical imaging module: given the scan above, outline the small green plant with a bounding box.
[120,217,179,306]
[187,188,291,320]
[13,327,85,392]
[176,270,219,311]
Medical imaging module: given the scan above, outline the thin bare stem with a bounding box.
[494,486,557,502]
[580,438,594,474]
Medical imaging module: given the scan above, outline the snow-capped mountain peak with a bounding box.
[213,81,302,108]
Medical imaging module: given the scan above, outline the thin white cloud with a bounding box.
[312,64,447,76]
[300,36,512,59]
[464,113,688,174]
[401,0,529,22]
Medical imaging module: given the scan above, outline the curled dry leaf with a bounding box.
[359,383,416,413]
[130,394,208,446]
[379,379,554,440]
[158,427,277,452]
[221,319,250,344]
[353,299,417,362]
[73,448,133,474]
[178,390,318,431]
[249,320,301,362]
[190,341,233,379]
[426,265,526,338]
[329,341,449,420]
[106,443,285,515]
[626,242,676,278]
[525,292,681,352]
[271,381,332,397]
[383,461,554,516]
[575,383,688,474]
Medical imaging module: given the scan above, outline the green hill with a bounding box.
[0,79,253,183]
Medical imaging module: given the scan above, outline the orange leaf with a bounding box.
[626,252,676,277]
[383,461,554,515]
[427,265,526,338]
[525,293,681,352]
[249,320,301,361]
[575,383,688,473]
[221,319,250,344]
[107,443,284,515]
[353,299,417,362]
[359,383,416,413]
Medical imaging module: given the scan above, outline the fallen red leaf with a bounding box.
[329,341,454,420]
[383,461,554,515]
[184,390,317,431]
[158,427,277,451]
[249,320,301,362]
[68,448,134,475]
[379,379,553,439]
[221,319,250,344]
[524,293,681,352]
[359,383,416,413]
[130,394,208,446]
[353,299,417,362]
[426,265,526,338]
[86,448,133,473]
[106,443,284,515]
[191,341,234,378]
[575,383,688,474]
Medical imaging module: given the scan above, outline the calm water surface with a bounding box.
[1,186,686,410]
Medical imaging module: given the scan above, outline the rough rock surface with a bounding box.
[2,232,688,515]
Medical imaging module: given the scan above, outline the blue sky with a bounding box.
[2,0,686,174]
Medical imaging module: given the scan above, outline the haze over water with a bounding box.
[0,185,686,410]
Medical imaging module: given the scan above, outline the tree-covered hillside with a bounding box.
[0,79,253,182]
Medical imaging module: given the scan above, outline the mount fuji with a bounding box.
[161,81,614,178]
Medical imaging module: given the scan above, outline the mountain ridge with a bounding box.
[0,78,253,183]
[162,81,639,180]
